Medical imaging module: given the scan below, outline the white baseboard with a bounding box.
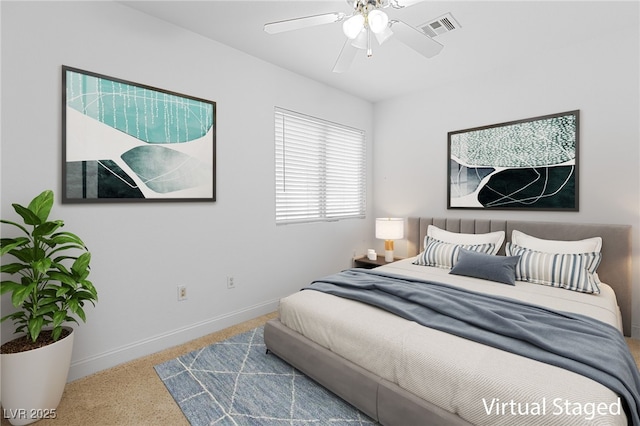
[68,298,280,382]
[632,324,640,340]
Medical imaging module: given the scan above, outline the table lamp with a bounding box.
[376,218,404,262]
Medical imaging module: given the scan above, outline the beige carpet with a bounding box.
[2,314,639,426]
[1,312,277,426]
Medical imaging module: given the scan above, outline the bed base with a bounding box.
[264,318,473,426]
[264,218,632,425]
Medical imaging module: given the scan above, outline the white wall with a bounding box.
[2,0,638,383]
[0,1,373,380]
[373,18,640,335]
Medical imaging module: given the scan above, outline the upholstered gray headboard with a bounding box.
[407,218,633,336]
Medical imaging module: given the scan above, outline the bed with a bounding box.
[264,218,638,425]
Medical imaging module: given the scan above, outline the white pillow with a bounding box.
[511,230,602,254]
[427,225,505,255]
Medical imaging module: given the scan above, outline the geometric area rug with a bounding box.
[154,326,378,425]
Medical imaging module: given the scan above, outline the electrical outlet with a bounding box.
[227,276,235,289]
[177,285,187,301]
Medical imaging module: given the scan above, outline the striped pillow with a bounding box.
[413,237,496,269]
[505,242,602,294]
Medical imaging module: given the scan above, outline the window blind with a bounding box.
[275,107,366,224]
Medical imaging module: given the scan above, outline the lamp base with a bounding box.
[384,239,395,262]
[384,250,394,262]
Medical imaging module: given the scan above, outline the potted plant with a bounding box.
[0,189,98,426]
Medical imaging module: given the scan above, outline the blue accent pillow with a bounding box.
[449,248,520,286]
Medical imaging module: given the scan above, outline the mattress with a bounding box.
[278,258,627,425]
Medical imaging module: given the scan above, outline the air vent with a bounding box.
[419,13,461,38]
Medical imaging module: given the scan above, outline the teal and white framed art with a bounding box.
[447,110,579,211]
[62,66,216,203]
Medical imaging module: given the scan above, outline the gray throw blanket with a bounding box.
[306,268,640,425]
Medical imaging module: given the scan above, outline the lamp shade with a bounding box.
[375,218,404,240]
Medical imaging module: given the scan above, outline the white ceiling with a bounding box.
[119,1,639,103]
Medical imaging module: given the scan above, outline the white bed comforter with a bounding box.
[278,258,627,425]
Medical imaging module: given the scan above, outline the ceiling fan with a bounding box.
[263,0,444,73]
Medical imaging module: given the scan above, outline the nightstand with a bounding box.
[353,255,401,269]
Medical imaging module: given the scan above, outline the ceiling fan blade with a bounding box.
[389,0,425,8]
[390,20,443,58]
[333,39,359,73]
[264,12,345,34]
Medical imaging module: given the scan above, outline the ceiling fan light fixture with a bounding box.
[351,28,368,49]
[343,14,365,39]
[368,10,389,34]
[374,25,393,45]
[265,0,447,74]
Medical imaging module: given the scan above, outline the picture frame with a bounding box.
[447,110,579,211]
[62,66,216,203]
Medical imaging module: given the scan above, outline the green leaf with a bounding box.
[38,296,60,306]
[27,316,44,342]
[68,298,87,322]
[0,280,23,295]
[35,304,57,317]
[9,247,38,263]
[11,282,36,307]
[52,326,65,341]
[83,279,97,293]
[56,287,70,297]
[50,245,83,259]
[33,221,63,238]
[0,237,30,256]
[32,258,52,275]
[51,261,71,275]
[47,271,77,286]
[72,291,97,302]
[52,310,66,329]
[72,252,91,277]
[80,280,98,300]
[12,203,41,226]
[28,190,54,224]
[51,232,85,247]
[68,297,78,311]
[74,305,87,322]
[65,316,79,326]
[0,311,25,323]
[0,263,28,274]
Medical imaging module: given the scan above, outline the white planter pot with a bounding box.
[1,328,74,426]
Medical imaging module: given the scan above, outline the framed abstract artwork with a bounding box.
[447,110,579,211]
[62,66,216,203]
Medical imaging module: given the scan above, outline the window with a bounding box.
[275,107,366,224]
